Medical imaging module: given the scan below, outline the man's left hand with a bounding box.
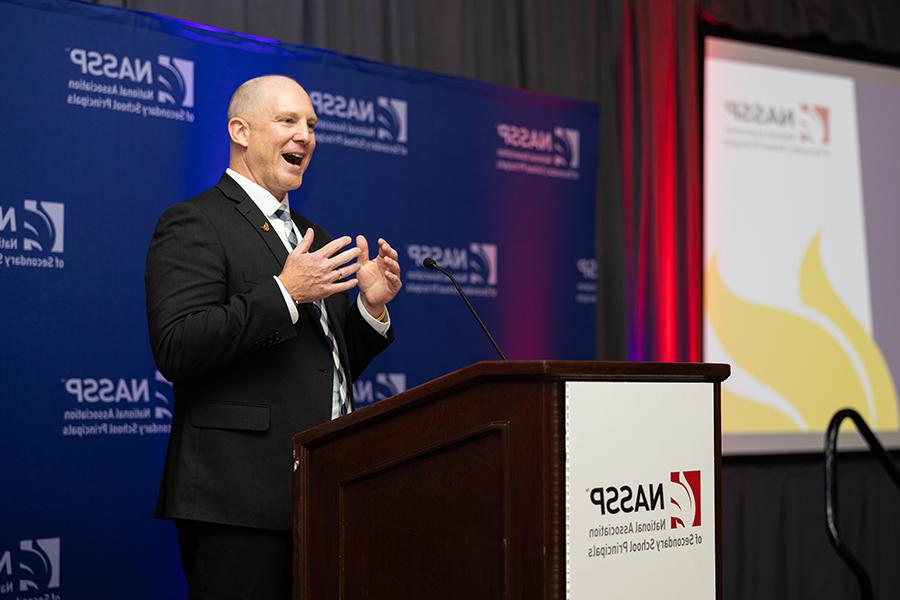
[356,236,402,318]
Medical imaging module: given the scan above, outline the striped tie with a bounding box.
[273,207,350,415]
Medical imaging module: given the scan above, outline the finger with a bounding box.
[385,271,402,291]
[296,228,315,253]
[333,262,361,279]
[356,235,370,265]
[317,235,353,258]
[382,256,401,273]
[379,239,399,261]
[328,247,362,269]
[332,278,359,293]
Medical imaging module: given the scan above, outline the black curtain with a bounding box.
[724,452,900,599]
[702,0,900,55]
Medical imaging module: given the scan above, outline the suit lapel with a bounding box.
[216,173,288,268]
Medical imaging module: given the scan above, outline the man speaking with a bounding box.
[145,75,401,598]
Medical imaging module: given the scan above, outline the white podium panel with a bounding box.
[565,381,716,599]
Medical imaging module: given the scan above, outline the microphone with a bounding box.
[423,257,507,361]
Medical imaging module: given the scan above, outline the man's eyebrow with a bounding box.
[275,111,316,122]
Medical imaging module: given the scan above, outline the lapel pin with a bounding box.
[261,222,271,232]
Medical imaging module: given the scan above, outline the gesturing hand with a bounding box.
[356,236,402,318]
[277,228,361,303]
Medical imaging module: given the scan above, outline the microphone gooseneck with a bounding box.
[423,258,507,361]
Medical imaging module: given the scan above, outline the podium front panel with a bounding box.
[294,361,726,600]
[295,378,551,599]
[339,423,507,597]
[565,381,717,599]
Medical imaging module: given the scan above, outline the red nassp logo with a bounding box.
[799,104,830,145]
[670,470,702,528]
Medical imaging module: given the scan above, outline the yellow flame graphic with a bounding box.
[707,234,898,432]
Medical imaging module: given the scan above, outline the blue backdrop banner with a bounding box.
[0,0,599,597]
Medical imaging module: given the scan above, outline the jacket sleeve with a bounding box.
[145,202,296,382]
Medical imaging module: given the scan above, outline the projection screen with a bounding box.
[704,37,900,453]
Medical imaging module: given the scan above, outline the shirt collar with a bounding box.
[225,168,290,217]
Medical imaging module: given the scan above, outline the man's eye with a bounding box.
[308,122,317,131]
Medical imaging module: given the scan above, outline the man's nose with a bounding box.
[292,124,311,144]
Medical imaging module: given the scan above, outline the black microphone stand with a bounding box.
[423,257,507,361]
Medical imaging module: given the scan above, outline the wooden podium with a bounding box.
[292,361,728,599]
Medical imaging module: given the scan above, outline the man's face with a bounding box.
[240,79,317,200]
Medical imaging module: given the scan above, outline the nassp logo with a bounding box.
[407,242,498,287]
[353,372,407,406]
[68,48,194,107]
[670,470,702,528]
[376,97,407,143]
[0,537,60,593]
[576,258,597,280]
[157,55,194,108]
[496,124,580,169]
[587,469,703,528]
[798,104,829,145]
[468,243,498,286]
[63,370,173,420]
[553,127,580,168]
[0,200,65,253]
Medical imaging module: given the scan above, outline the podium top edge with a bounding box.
[447,360,730,381]
[292,361,729,446]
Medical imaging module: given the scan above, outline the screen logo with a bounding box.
[721,99,831,151]
[798,104,829,145]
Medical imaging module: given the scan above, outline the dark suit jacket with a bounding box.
[145,173,392,530]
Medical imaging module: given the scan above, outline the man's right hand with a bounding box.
[277,228,361,303]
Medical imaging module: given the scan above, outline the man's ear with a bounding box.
[228,117,250,148]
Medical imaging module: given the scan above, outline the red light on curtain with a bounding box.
[618,0,702,362]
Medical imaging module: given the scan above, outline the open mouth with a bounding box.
[282,152,304,166]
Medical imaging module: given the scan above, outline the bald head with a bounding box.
[227,75,306,121]
[226,74,318,200]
